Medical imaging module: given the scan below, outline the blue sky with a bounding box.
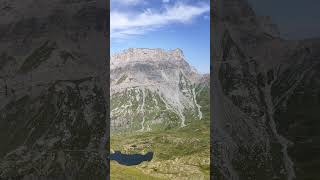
[248,0,320,40]
[110,0,210,74]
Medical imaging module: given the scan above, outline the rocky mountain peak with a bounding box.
[110,48,185,67]
[110,46,208,132]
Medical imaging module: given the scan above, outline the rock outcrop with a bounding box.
[111,48,185,68]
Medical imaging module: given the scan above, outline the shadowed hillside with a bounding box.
[0,0,109,179]
[212,0,320,179]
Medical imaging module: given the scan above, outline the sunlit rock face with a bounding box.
[0,0,108,179]
[111,48,185,67]
[110,48,209,132]
[212,0,320,179]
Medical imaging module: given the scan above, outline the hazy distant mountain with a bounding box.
[212,0,320,179]
[110,48,209,132]
[0,0,108,179]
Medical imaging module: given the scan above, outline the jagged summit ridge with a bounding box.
[111,48,185,67]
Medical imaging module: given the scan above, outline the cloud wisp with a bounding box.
[111,0,146,6]
[110,2,209,40]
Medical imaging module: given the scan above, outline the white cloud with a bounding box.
[111,2,209,40]
[162,0,170,3]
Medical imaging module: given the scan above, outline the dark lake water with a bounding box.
[110,151,154,166]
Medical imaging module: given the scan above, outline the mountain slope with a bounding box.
[110,48,210,179]
[0,0,108,179]
[212,0,320,179]
[110,48,208,132]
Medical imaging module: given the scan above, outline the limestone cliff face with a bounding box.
[212,0,320,179]
[110,48,209,132]
[0,0,108,179]
[111,48,185,67]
